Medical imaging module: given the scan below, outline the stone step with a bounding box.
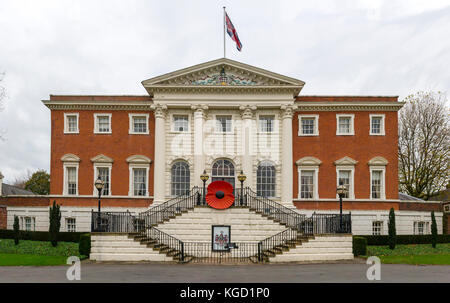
[269,253,354,263]
[90,253,174,262]
[91,247,162,254]
[283,247,353,254]
[299,242,352,248]
[92,241,144,247]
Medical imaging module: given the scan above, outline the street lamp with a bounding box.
[336,184,348,233]
[200,170,209,205]
[237,170,246,206]
[95,176,105,231]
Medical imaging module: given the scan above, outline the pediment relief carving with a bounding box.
[142,58,305,89]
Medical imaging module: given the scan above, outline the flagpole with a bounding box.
[223,6,226,58]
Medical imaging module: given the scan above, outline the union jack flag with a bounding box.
[225,12,242,51]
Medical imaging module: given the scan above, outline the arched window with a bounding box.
[211,159,235,188]
[171,161,190,196]
[257,161,276,197]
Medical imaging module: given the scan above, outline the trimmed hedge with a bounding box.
[79,233,91,256]
[0,229,86,243]
[354,235,450,246]
[353,236,367,256]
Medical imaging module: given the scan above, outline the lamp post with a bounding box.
[200,170,209,205]
[336,184,348,233]
[94,176,105,231]
[237,170,246,206]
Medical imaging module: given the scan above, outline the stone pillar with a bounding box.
[152,104,167,205]
[280,105,296,208]
[240,105,256,190]
[192,105,208,187]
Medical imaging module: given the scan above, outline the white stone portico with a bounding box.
[142,58,305,207]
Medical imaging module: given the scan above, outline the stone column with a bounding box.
[240,105,256,190]
[192,105,208,187]
[280,105,296,208]
[151,104,167,205]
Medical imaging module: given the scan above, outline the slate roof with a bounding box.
[398,192,424,201]
[1,183,35,196]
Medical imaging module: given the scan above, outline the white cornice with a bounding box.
[295,102,405,112]
[42,100,153,111]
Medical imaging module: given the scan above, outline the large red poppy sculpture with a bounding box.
[206,181,235,210]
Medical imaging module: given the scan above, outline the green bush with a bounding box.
[79,234,91,257]
[353,236,367,256]
[0,229,85,243]
[388,208,396,249]
[13,216,19,245]
[354,235,450,246]
[49,201,62,247]
[431,211,438,248]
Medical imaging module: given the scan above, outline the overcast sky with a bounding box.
[0,0,449,183]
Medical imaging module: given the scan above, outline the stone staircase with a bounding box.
[267,234,354,263]
[90,187,353,263]
[90,233,175,262]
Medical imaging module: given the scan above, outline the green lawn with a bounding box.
[365,243,450,265]
[0,239,79,256]
[0,239,82,266]
[0,253,69,266]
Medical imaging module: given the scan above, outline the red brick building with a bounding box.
[1,58,443,236]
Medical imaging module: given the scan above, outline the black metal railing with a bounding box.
[141,226,185,262]
[236,188,307,232]
[301,213,352,235]
[183,242,260,264]
[91,211,138,232]
[258,228,298,261]
[138,187,202,228]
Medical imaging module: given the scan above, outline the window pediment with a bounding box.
[90,154,114,163]
[334,156,358,166]
[126,155,152,164]
[61,154,80,163]
[368,156,388,166]
[296,156,322,166]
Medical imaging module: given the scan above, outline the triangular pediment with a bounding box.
[142,58,305,96]
[61,153,80,162]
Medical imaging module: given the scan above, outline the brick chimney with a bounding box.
[0,171,3,196]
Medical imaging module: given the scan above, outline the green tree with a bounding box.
[49,201,61,247]
[388,208,396,250]
[431,211,438,248]
[24,170,50,195]
[13,216,19,245]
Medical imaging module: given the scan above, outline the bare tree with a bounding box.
[12,170,33,189]
[398,91,450,200]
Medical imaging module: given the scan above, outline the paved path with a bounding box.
[0,260,449,283]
